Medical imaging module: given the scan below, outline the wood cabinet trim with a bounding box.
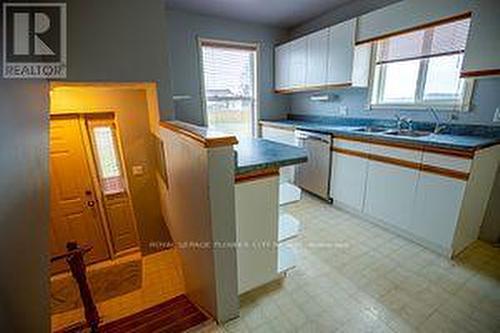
[275,82,352,94]
[422,146,474,159]
[332,147,370,160]
[332,146,469,180]
[159,121,238,148]
[420,164,469,181]
[460,69,500,78]
[235,167,280,183]
[334,135,474,159]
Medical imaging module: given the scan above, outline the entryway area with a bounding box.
[50,113,137,273]
[48,83,205,332]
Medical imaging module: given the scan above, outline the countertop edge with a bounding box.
[235,156,307,175]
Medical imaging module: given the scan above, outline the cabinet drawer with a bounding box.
[333,138,370,153]
[370,143,422,164]
[422,152,472,173]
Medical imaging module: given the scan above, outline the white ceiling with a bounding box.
[164,0,354,28]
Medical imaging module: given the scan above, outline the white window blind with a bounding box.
[201,40,257,138]
[376,17,471,65]
[370,15,473,110]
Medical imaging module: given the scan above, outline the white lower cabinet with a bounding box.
[330,138,499,257]
[364,160,419,232]
[235,176,280,294]
[330,152,368,212]
[411,172,466,253]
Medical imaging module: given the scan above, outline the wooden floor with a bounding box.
[99,295,208,333]
[57,294,209,333]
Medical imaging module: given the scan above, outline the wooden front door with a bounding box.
[50,116,110,272]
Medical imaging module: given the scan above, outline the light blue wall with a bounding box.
[290,77,500,125]
[67,0,173,118]
[0,80,50,333]
[166,10,289,125]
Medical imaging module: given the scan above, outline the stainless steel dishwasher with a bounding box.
[294,130,332,201]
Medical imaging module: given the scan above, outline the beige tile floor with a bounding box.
[51,249,186,332]
[206,194,500,333]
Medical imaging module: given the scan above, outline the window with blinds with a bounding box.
[370,16,473,110]
[200,40,257,138]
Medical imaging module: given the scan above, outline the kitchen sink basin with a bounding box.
[353,126,389,133]
[384,130,431,138]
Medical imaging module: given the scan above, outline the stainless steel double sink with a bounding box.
[353,126,431,138]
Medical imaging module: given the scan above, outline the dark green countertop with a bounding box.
[235,138,307,175]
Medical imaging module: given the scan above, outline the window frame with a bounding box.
[197,37,260,137]
[368,37,474,112]
[86,116,129,197]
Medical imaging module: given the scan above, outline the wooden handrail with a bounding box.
[159,121,238,148]
[52,242,101,333]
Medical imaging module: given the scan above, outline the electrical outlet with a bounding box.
[493,107,500,122]
[339,105,348,116]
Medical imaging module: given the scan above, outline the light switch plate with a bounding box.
[338,105,348,116]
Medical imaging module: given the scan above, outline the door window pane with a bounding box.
[92,126,125,195]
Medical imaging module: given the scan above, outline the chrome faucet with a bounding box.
[394,114,413,131]
[428,107,447,134]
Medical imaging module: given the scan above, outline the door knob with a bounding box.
[87,200,96,208]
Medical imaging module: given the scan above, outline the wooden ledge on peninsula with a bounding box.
[235,167,280,184]
[159,121,238,148]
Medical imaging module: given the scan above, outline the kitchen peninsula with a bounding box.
[158,121,307,322]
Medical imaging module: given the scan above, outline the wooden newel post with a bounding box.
[51,242,101,332]
[65,242,100,333]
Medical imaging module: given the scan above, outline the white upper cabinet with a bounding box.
[461,0,500,76]
[274,44,290,91]
[305,28,329,87]
[288,36,308,88]
[327,18,356,86]
[274,18,370,92]
[351,43,372,87]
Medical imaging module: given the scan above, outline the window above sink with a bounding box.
[368,15,474,112]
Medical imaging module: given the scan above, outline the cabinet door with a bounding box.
[306,28,329,87]
[364,161,419,231]
[327,18,356,85]
[331,152,368,211]
[462,0,500,76]
[275,43,290,90]
[351,43,371,87]
[411,172,466,251]
[289,36,308,88]
[235,176,280,294]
